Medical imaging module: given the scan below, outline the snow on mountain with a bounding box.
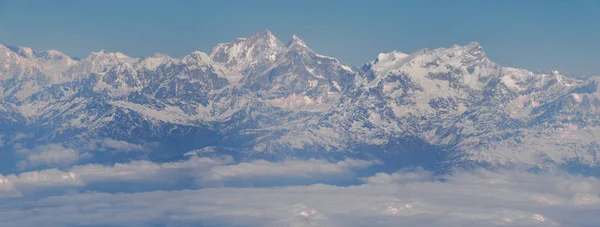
[214,32,356,111]
[2,44,77,83]
[372,51,410,74]
[69,51,142,97]
[137,53,180,71]
[210,30,287,76]
[0,45,55,102]
[0,32,599,171]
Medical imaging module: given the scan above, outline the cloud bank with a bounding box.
[9,139,155,171]
[0,154,598,226]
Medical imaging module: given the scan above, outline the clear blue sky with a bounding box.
[0,0,599,76]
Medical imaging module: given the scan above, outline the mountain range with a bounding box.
[1,30,599,173]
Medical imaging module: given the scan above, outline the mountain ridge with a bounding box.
[1,30,599,173]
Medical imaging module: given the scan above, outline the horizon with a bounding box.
[1,29,483,62]
[0,29,591,78]
[1,0,599,77]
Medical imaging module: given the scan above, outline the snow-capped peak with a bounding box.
[209,30,287,72]
[5,45,35,58]
[183,51,212,65]
[0,45,78,83]
[1,32,600,171]
[0,45,31,62]
[86,50,138,64]
[137,52,179,70]
[36,49,74,61]
[367,42,500,93]
[288,35,308,48]
[286,35,316,58]
[434,41,487,63]
[375,51,409,64]
[115,52,132,60]
[252,29,277,41]
[94,49,110,55]
[70,50,139,76]
[371,42,491,75]
[3,45,77,63]
[371,50,415,74]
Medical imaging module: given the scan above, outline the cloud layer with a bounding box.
[2,156,378,195]
[16,144,85,170]
[0,154,599,226]
[1,137,599,227]
[1,167,600,226]
[9,138,154,171]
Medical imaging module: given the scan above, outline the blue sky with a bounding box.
[0,0,599,76]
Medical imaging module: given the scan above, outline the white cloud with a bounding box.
[86,138,151,153]
[10,132,34,143]
[3,156,234,193]
[10,139,152,170]
[71,155,233,183]
[0,168,599,227]
[6,156,375,190]
[362,167,434,185]
[7,169,83,188]
[1,156,600,227]
[202,158,376,183]
[16,144,87,170]
[0,174,21,198]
